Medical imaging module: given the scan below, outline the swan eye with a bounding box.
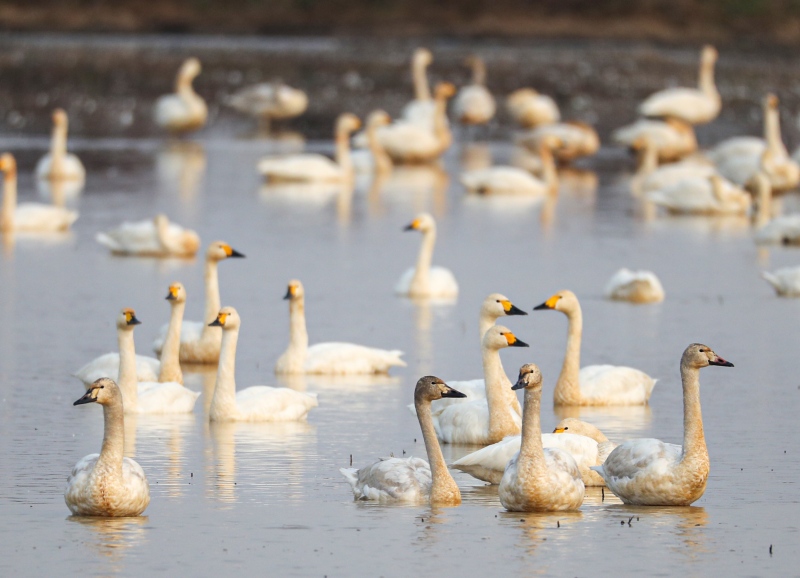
[699,348,706,352]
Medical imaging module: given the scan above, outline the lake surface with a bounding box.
[0,34,798,577]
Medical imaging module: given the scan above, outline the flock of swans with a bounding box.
[0,43,769,516]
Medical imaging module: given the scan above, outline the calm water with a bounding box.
[0,34,799,577]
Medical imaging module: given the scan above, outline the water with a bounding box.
[0,34,799,576]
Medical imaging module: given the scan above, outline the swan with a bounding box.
[257,113,361,182]
[400,48,437,130]
[752,173,800,244]
[517,121,599,162]
[533,290,656,405]
[762,267,800,296]
[395,212,458,298]
[554,417,618,463]
[154,58,207,134]
[604,268,665,304]
[65,378,150,517]
[592,344,733,505]
[432,326,528,445]
[647,174,751,215]
[158,283,188,384]
[0,153,78,232]
[499,364,585,512]
[613,117,698,162]
[506,88,560,128]
[225,81,308,126]
[35,108,85,182]
[351,110,392,174]
[638,45,721,125]
[152,240,245,363]
[207,307,318,422]
[95,214,200,257]
[630,135,714,195]
[453,55,496,125]
[275,279,406,375]
[460,135,560,195]
[115,308,200,414]
[340,376,465,504]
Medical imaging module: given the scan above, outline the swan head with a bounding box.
[117,308,142,330]
[701,45,718,65]
[179,58,202,81]
[413,48,433,67]
[683,343,733,369]
[414,375,465,404]
[366,110,391,129]
[283,279,304,300]
[539,134,563,152]
[74,377,122,407]
[0,153,16,175]
[336,113,362,135]
[482,293,527,319]
[208,306,240,330]
[52,108,68,128]
[165,282,187,303]
[511,363,543,391]
[764,93,779,111]
[206,241,245,261]
[403,212,436,233]
[507,88,538,107]
[533,290,578,314]
[483,325,529,350]
[554,418,608,442]
[434,82,457,100]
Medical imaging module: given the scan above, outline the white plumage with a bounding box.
[762,267,800,297]
[35,109,85,183]
[517,122,599,162]
[506,88,560,128]
[646,175,751,215]
[226,82,308,122]
[74,352,160,387]
[604,268,665,304]
[453,56,495,125]
[154,58,207,134]
[95,214,200,257]
[395,212,458,298]
[613,118,697,162]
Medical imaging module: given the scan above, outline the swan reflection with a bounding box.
[156,141,206,200]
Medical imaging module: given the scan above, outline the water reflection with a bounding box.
[275,372,401,392]
[403,296,456,376]
[135,414,196,498]
[602,504,709,559]
[381,165,449,216]
[67,515,148,568]
[459,143,492,172]
[258,181,348,209]
[36,177,83,205]
[498,509,583,556]
[184,364,218,415]
[156,141,206,200]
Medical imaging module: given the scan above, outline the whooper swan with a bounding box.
[226,81,308,127]
[395,212,458,298]
[533,290,656,405]
[152,240,245,363]
[629,135,714,196]
[65,378,150,517]
[506,88,560,128]
[207,307,318,422]
[498,364,585,512]
[154,58,207,134]
[453,55,496,125]
[613,117,698,163]
[604,268,665,304]
[646,174,751,215]
[35,109,85,182]
[0,153,78,232]
[340,376,465,504]
[96,214,200,257]
[592,344,733,505]
[400,48,437,130]
[751,173,800,245]
[351,110,392,174]
[517,121,599,162]
[762,266,800,297]
[275,279,406,375]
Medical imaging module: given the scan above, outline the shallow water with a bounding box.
[0,34,799,576]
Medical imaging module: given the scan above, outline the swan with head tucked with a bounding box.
[762,266,800,296]
[638,45,721,125]
[646,174,751,215]
[351,110,392,174]
[340,376,464,504]
[593,344,733,505]
[35,108,85,182]
[453,55,496,125]
[0,153,78,232]
[96,214,200,257]
[208,307,318,422]
[629,135,714,196]
[517,121,599,162]
[533,290,656,405]
[65,378,150,517]
[395,212,458,298]
[613,117,698,163]
[154,58,207,134]
[226,81,308,126]
[257,113,361,182]
[506,88,560,128]
[499,364,585,512]
[605,268,665,304]
[152,241,245,363]
[275,279,406,375]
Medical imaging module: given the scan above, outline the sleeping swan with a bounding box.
[35,108,85,183]
[96,214,200,257]
[604,268,665,304]
[395,212,458,298]
[154,57,207,134]
[340,376,465,504]
[65,378,150,517]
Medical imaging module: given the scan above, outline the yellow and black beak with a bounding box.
[503,301,528,316]
[403,219,420,232]
[126,313,142,326]
[283,286,295,300]
[208,313,227,327]
[166,287,178,300]
[553,426,568,434]
[533,294,560,311]
[225,246,245,258]
[441,385,467,399]
[73,389,99,406]
[505,333,529,348]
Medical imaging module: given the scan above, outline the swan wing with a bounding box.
[639,89,718,123]
[137,381,200,414]
[304,342,406,375]
[454,85,496,125]
[401,100,437,130]
[754,215,800,245]
[763,267,800,296]
[235,386,318,421]
[579,364,656,405]
[14,203,78,231]
[257,154,341,181]
[74,352,160,385]
[95,219,161,254]
[452,435,520,484]
[341,456,430,501]
[461,166,544,195]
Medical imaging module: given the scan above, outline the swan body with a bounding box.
[647,175,751,215]
[630,136,715,195]
[226,82,308,121]
[257,114,361,182]
[74,353,160,387]
[755,215,800,245]
[534,290,656,405]
[499,364,585,512]
[395,212,458,298]
[95,214,200,257]
[0,153,78,232]
[350,110,392,173]
[506,88,560,128]
[152,241,245,363]
[275,279,406,374]
[593,344,733,505]
[209,307,318,422]
[65,378,150,517]
[613,118,697,162]
[517,122,599,162]
[341,376,464,504]
[762,267,800,296]
[638,45,720,125]
[461,136,559,196]
[605,268,665,304]
[154,58,207,134]
[398,48,443,132]
[35,109,85,182]
[453,56,495,125]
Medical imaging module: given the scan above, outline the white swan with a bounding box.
[752,173,800,244]
[593,344,733,505]
[257,113,361,182]
[613,118,697,162]
[65,378,150,517]
[275,279,406,375]
[340,376,464,504]
[630,135,714,196]
[0,153,78,232]
[226,81,308,126]
[207,307,318,422]
[35,108,85,182]
[499,364,585,512]
[395,212,458,298]
[517,121,599,162]
[460,135,559,195]
[351,110,392,174]
[158,283,188,384]
[533,290,656,405]
[95,214,200,257]
[453,55,496,125]
[506,88,560,128]
[400,48,437,130]
[152,240,245,363]
[604,268,665,304]
[638,45,721,125]
[154,58,207,134]
[647,174,751,215]
[762,267,800,296]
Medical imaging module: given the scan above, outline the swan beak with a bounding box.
[209,313,227,327]
[533,295,560,311]
[505,333,529,348]
[709,356,733,367]
[73,390,98,406]
[553,426,568,434]
[403,219,420,231]
[441,385,467,399]
[166,286,178,300]
[228,248,245,258]
[503,301,528,316]
[283,286,294,300]
[511,376,527,391]
[125,313,142,326]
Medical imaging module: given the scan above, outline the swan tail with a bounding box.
[339,468,358,489]
[762,271,781,289]
[95,232,121,252]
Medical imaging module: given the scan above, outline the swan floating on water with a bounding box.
[395,212,458,298]
[453,55,496,125]
[154,58,207,134]
[506,88,560,128]
[96,214,200,257]
[604,268,665,304]
[35,108,85,183]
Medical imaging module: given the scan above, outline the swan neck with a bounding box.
[540,145,559,193]
[51,121,67,174]
[1,169,15,230]
[555,306,583,405]
[478,313,493,344]
[335,130,353,176]
[471,59,486,86]
[754,178,772,228]
[679,363,707,466]
[117,328,139,412]
[211,327,239,419]
[433,95,452,150]
[518,387,546,467]
[367,123,392,173]
[764,104,786,156]
[287,296,309,353]
[415,396,460,504]
[636,140,659,177]
[483,344,518,440]
[413,58,431,101]
[97,399,125,475]
[412,227,436,290]
[698,58,717,98]
[201,258,220,339]
[158,300,185,384]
